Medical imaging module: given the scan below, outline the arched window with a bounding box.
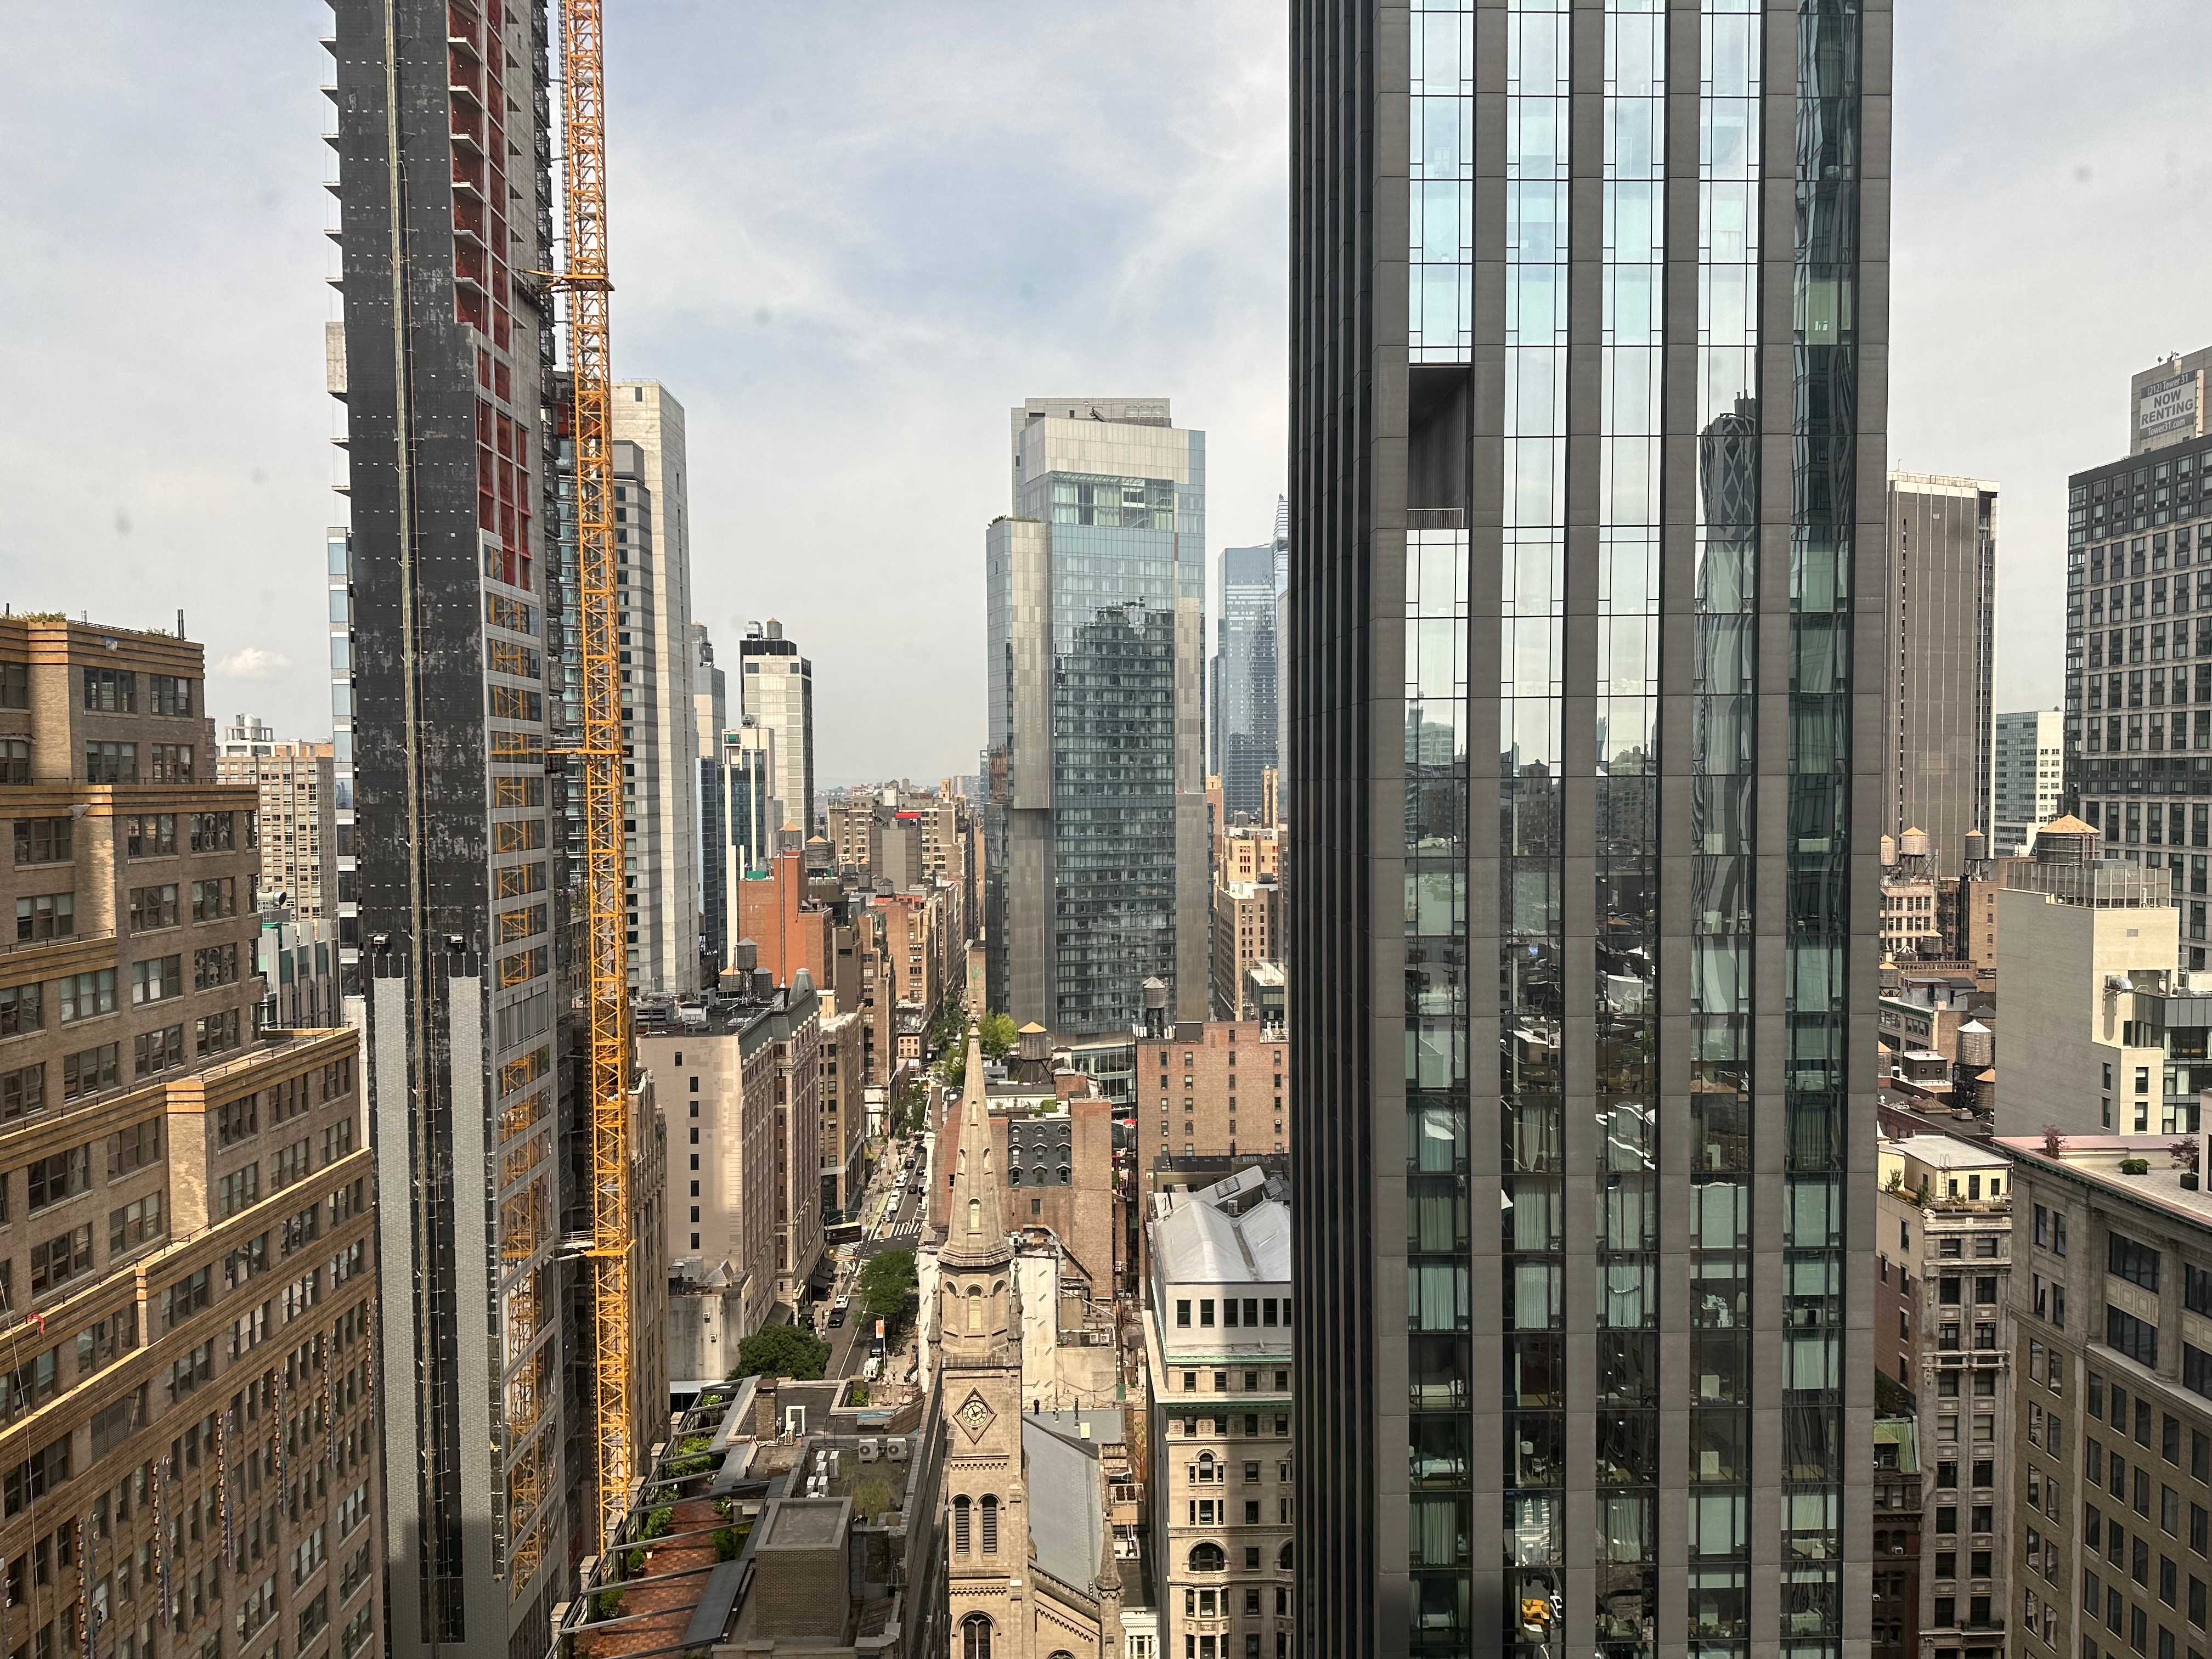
[1189,1542,1226,1573]
[953,1495,971,1553]
[961,1613,993,1659]
[1277,1541,1292,1571]
[1009,1166,1022,1186]
[1192,1452,1215,1485]
[967,1286,983,1332]
[1058,1164,1071,1185]
[967,1197,981,1234]
[981,1493,1000,1554]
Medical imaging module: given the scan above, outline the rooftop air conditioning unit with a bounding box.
[858,1438,881,1463]
[884,1438,909,1463]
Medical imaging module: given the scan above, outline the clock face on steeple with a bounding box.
[957,1391,996,1442]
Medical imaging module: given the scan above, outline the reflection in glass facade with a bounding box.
[1291,3,1884,1656]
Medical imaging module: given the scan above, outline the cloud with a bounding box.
[216,647,291,682]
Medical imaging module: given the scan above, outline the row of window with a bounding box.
[1175,1296,1291,1330]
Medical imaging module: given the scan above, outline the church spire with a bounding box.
[939,1021,1010,1272]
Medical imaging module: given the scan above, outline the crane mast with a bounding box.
[557,0,634,1555]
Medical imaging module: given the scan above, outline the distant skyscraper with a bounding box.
[611,382,700,994]
[1884,472,1997,876]
[1288,5,1888,1655]
[1992,708,2064,856]
[738,618,813,839]
[1211,538,1279,821]
[693,622,727,973]
[718,719,780,953]
[215,736,338,919]
[2063,345,2212,966]
[986,397,1208,1034]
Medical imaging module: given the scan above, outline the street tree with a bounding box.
[733,1323,829,1382]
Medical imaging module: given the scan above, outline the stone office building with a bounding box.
[1995,1132,2212,1659]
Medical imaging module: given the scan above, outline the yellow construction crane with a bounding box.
[556,0,635,1555]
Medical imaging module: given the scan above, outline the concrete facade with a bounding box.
[1994,879,2181,1138]
[1886,475,2000,878]
[1144,1167,1295,1659]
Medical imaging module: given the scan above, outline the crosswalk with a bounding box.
[882,1216,923,1243]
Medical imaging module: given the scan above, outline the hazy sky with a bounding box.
[3,4,2206,780]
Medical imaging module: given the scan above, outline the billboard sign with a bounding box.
[2139,369,2202,445]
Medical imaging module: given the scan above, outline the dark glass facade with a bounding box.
[1290,3,1887,1654]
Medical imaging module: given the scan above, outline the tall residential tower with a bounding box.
[1288,4,1889,1652]
[985,397,1209,1034]
[2063,345,2212,965]
[330,1,584,1646]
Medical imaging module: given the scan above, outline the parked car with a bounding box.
[828,1305,847,1329]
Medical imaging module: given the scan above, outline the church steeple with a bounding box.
[939,1021,1010,1273]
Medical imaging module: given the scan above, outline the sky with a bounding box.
[2,4,2208,780]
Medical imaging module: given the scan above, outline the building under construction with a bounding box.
[327,1,665,1653]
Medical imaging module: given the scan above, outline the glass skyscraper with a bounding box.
[1289,3,1887,1655]
[986,398,1210,1035]
[1214,539,1282,820]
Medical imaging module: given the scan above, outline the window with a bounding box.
[961,1615,994,1659]
[2114,1233,2165,1291]
[148,675,195,717]
[106,1120,159,1180]
[2113,1308,2162,1369]
[127,884,178,932]
[83,742,136,784]
[132,1025,184,1078]
[125,814,176,859]
[29,1226,90,1295]
[82,668,135,713]
[1,1063,43,1121]
[60,1045,115,1101]
[12,820,71,867]
[12,895,71,944]
[58,970,115,1023]
[129,957,181,1007]
[0,985,38,1037]
[26,1147,88,1212]
[189,878,233,921]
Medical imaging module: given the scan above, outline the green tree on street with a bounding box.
[859,1248,918,1319]
[733,1323,828,1381]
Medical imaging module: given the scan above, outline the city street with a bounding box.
[821,1135,930,1378]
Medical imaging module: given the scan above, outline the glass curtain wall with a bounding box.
[1689,5,1760,1654]
[1408,1,1474,1648]
[1595,7,1664,1657]
[1501,4,1568,1656]
[1780,5,1864,1655]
